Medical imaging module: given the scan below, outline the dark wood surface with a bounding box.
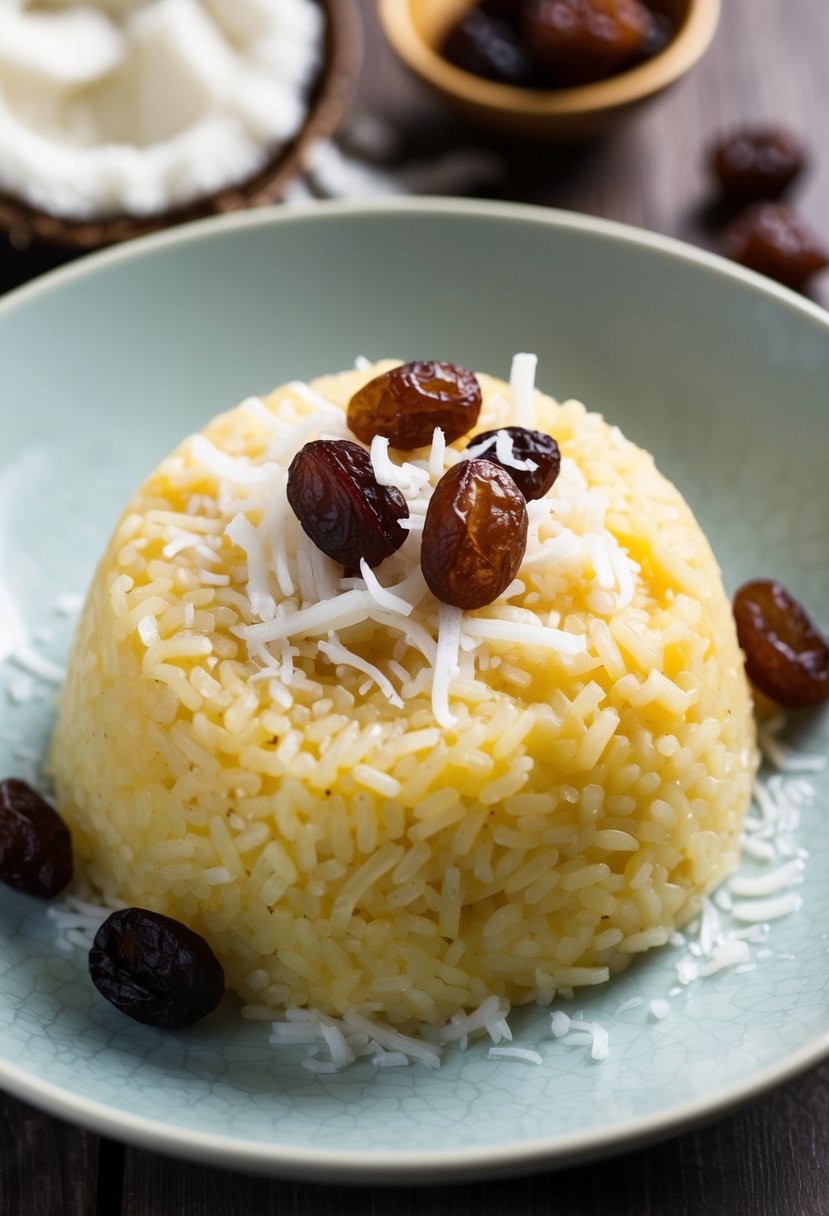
[1,0,828,1211]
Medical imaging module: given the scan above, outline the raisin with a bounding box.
[465,426,561,500]
[421,459,528,610]
[443,7,537,86]
[725,204,829,289]
[712,128,806,202]
[640,10,673,57]
[287,439,408,569]
[521,0,651,86]
[733,579,829,708]
[89,908,225,1029]
[0,779,73,899]
[347,362,482,450]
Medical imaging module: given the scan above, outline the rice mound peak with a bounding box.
[50,361,756,1028]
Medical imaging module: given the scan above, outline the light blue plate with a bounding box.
[0,201,827,1183]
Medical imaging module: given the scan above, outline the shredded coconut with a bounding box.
[359,559,414,617]
[731,893,803,923]
[590,1022,610,1060]
[461,616,585,655]
[614,997,643,1015]
[428,428,446,481]
[318,637,403,710]
[550,1012,570,1037]
[225,513,277,622]
[730,859,805,898]
[432,604,462,728]
[191,435,281,489]
[509,353,538,428]
[488,1046,543,1065]
[0,0,323,221]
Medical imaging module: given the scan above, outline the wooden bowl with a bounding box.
[378,0,720,139]
[0,0,362,251]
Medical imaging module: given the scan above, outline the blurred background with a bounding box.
[0,0,826,308]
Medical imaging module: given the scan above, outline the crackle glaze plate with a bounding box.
[0,201,827,1183]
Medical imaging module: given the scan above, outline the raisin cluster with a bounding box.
[709,128,828,289]
[442,0,673,90]
[287,361,562,610]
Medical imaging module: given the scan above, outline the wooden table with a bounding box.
[1,0,827,1211]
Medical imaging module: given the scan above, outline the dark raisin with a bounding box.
[287,439,408,570]
[712,128,806,202]
[0,779,73,899]
[421,458,528,610]
[443,8,537,86]
[347,362,482,450]
[733,579,829,708]
[465,426,561,500]
[640,10,673,57]
[725,204,829,289]
[521,0,651,86]
[89,908,225,1029]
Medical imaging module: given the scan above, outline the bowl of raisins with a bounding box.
[378,0,720,137]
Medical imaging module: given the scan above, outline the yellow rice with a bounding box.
[50,363,757,1027]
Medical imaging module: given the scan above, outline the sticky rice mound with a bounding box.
[50,362,756,1027]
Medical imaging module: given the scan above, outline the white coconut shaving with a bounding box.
[488,1046,543,1065]
[510,353,538,428]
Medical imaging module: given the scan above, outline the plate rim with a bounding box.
[1,197,827,1183]
[2,195,828,331]
[0,1030,827,1183]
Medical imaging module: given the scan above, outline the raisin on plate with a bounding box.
[0,779,73,899]
[89,908,225,1029]
[733,579,829,708]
